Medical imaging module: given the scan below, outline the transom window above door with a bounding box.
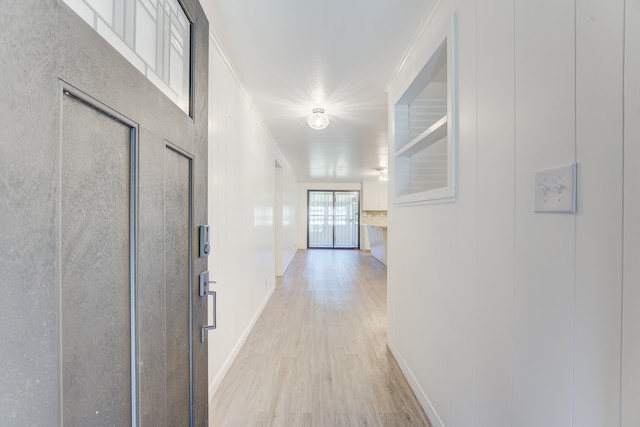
[64,0,193,115]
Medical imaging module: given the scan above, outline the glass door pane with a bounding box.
[308,191,334,248]
[334,191,359,248]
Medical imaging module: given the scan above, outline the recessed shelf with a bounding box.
[394,186,455,205]
[392,15,457,205]
[395,115,447,158]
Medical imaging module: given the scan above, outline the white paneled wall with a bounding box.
[386,0,630,427]
[512,0,576,425]
[442,2,476,424]
[474,0,513,426]
[206,37,297,399]
[573,1,624,425]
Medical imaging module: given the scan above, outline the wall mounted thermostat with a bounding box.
[199,225,210,257]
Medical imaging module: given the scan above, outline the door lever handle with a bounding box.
[199,270,217,342]
[201,290,216,342]
[199,271,217,297]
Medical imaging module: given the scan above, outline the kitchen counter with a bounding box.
[366,225,387,265]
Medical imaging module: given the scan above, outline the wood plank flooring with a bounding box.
[209,249,431,427]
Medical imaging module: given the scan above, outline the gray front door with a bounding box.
[0,1,209,426]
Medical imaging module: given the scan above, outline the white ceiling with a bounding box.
[203,0,435,182]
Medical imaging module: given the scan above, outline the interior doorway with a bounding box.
[274,161,284,275]
[307,191,360,249]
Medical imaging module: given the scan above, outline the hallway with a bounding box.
[209,250,431,426]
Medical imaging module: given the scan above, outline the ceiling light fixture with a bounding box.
[307,107,329,130]
[374,166,388,182]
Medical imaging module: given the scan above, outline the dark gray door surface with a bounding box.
[163,145,193,427]
[61,93,135,426]
[0,1,209,426]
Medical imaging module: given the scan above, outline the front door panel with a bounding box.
[164,145,193,426]
[60,93,134,426]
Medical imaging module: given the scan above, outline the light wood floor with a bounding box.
[209,249,431,427]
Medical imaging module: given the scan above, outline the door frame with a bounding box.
[274,161,284,275]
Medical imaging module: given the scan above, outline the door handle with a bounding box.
[201,290,216,342]
[199,271,217,342]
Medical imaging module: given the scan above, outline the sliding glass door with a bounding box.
[307,191,360,249]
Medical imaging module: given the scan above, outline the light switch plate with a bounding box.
[534,163,577,213]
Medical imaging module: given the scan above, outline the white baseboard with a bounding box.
[208,284,276,400]
[387,335,446,427]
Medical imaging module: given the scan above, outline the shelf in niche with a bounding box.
[395,115,447,158]
[391,14,457,205]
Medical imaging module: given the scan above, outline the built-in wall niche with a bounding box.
[393,17,457,204]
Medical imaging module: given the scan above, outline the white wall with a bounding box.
[386,0,630,426]
[296,182,361,249]
[206,35,297,398]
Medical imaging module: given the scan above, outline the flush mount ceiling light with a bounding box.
[307,107,330,130]
[374,166,388,181]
